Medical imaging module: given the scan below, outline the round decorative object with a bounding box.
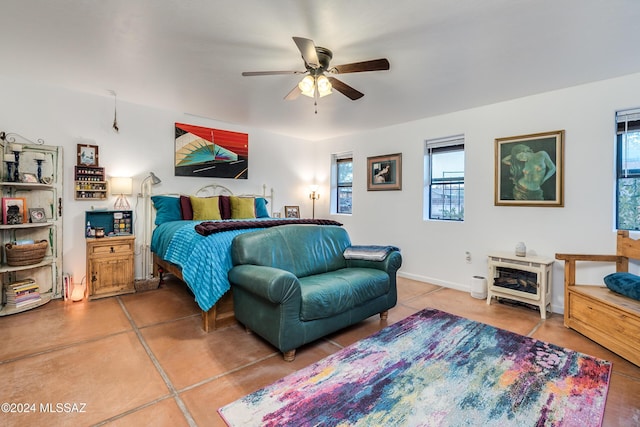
[31,210,45,222]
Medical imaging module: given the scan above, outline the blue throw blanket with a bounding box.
[151,220,266,311]
[343,245,400,261]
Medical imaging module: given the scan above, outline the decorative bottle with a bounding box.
[515,242,526,257]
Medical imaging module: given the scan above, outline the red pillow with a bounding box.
[219,195,232,220]
[180,195,193,220]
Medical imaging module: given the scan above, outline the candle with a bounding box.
[11,144,22,152]
[34,153,45,160]
[4,154,14,162]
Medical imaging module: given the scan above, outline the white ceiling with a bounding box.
[2,1,640,141]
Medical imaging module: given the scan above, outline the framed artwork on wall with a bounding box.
[2,197,27,224]
[77,144,99,167]
[367,153,402,191]
[495,130,564,207]
[284,205,300,218]
[174,122,249,179]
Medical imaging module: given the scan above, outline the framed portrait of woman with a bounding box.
[367,153,402,191]
[495,130,564,207]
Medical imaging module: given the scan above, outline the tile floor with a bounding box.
[0,276,638,426]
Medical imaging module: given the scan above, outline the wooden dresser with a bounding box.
[86,235,135,299]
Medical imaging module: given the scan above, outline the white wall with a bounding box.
[2,72,639,313]
[0,76,315,284]
[316,72,640,313]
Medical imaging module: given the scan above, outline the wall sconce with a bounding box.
[110,177,133,210]
[309,185,320,219]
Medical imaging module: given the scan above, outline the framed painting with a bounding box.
[284,205,300,218]
[367,153,402,191]
[77,144,99,167]
[2,197,27,224]
[495,130,564,207]
[174,122,249,179]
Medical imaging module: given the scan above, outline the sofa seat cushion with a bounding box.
[299,268,390,321]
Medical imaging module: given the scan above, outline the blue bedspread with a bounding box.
[151,220,266,311]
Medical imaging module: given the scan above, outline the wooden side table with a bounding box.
[86,235,135,299]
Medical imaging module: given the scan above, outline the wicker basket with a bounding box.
[5,240,49,266]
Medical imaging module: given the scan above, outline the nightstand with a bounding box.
[86,235,135,299]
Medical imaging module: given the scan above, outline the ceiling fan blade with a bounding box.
[331,58,390,74]
[292,36,320,69]
[242,70,304,76]
[327,77,364,100]
[284,85,302,100]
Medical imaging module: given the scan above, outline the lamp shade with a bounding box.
[110,177,133,195]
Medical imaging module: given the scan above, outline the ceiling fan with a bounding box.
[242,37,390,104]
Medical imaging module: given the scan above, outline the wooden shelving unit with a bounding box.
[75,165,107,200]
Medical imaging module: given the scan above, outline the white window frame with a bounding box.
[424,135,465,221]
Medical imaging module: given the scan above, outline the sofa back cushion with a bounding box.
[231,225,350,277]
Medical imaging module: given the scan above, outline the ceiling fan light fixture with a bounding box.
[298,75,315,97]
[316,75,332,97]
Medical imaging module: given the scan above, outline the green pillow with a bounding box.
[230,196,256,219]
[603,272,640,301]
[189,196,221,220]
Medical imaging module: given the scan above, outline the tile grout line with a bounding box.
[113,296,198,427]
[0,330,131,366]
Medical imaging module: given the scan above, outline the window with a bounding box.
[616,108,640,230]
[425,136,465,221]
[335,154,353,214]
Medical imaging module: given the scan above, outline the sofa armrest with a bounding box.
[228,264,301,304]
[346,251,402,274]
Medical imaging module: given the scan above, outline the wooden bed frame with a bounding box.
[153,254,235,332]
[147,183,274,332]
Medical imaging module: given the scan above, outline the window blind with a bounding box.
[616,108,640,133]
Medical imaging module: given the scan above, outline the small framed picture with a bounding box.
[28,208,47,223]
[284,205,300,218]
[2,197,27,224]
[367,153,402,191]
[20,172,38,183]
[77,144,99,167]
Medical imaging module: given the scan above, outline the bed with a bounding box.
[147,184,341,331]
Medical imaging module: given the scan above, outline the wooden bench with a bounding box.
[556,230,640,367]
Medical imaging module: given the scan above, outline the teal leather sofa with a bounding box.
[229,224,402,361]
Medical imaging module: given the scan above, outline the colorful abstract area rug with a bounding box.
[218,308,611,426]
